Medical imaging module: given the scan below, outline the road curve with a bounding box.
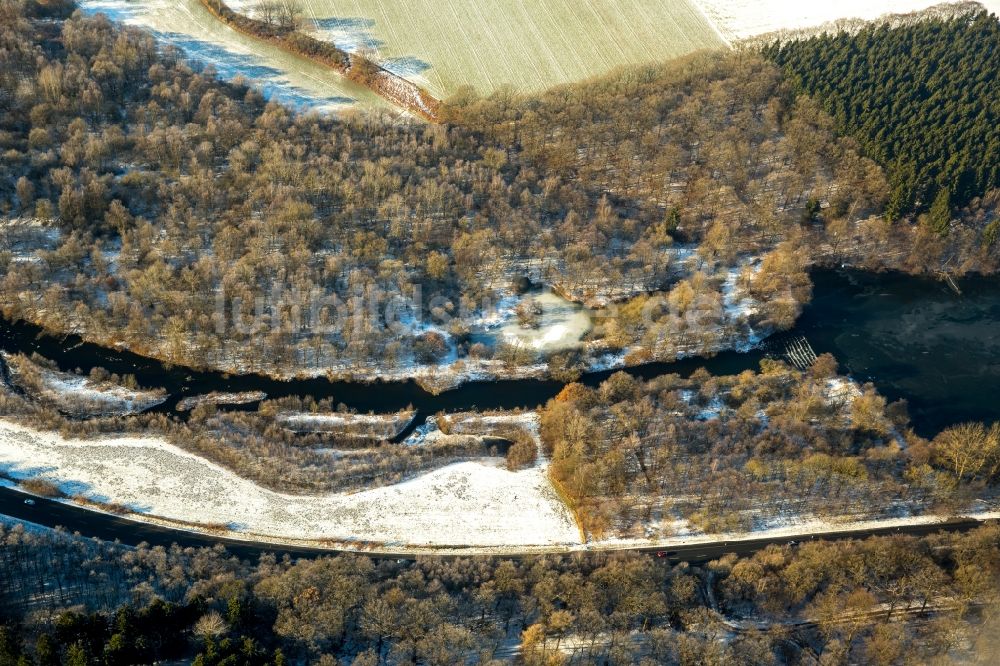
[0,486,989,563]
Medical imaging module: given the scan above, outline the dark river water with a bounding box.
[793,270,1000,437]
[0,310,763,436]
[0,269,997,437]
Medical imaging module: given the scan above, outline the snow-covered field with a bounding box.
[77,0,391,113]
[3,415,996,552]
[695,0,998,41]
[0,419,580,548]
[72,0,997,115]
[301,0,726,98]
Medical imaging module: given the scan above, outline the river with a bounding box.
[0,269,996,438]
[793,269,1000,437]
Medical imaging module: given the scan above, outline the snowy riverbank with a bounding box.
[0,419,580,548]
[1,414,996,554]
[2,352,167,418]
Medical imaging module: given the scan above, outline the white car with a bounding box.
[23,498,35,505]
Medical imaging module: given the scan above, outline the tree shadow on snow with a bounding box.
[382,56,432,78]
[312,16,383,52]
[154,31,359,108]
[0,461,153,513]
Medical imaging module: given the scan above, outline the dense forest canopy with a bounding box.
[3,523,1000,664]
[0,0,997,382]
[763,10,1000,219]
[541,358,998,539]
[0,0,880,380]
[1,2,1000,665]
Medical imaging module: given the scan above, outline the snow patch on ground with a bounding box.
[0,218,62,263]
[586,352,628,374]
[470,290,592,353]
[0,513,61,537]
[403,411,541,449]
[32,375,165,417]
[591,509,1000,552]
[696,397,726,421]
[176,391,266,411]
[721,260,761,321]
[825,377,864,404]
[276,410,415,439]
[0,419,579,548]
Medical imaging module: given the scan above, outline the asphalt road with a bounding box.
[631,518,988,562]
[0,486,989,563]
